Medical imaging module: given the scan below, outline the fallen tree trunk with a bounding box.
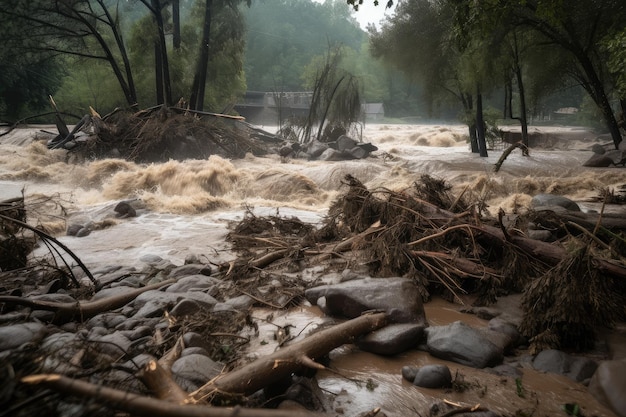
[191,311,389,400]
[22,374,326,417]
[0,279,176,324]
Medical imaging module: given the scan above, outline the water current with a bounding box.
[1,123,624,416]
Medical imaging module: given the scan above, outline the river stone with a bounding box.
[412,364,452,388]
[90,285,136,301]
[133,291,217,318]
[92,331,132,358]
[213,294,254,312]
[530,194,581,211]
[318,148,347,161]
[425,321,503,368]
[304,140,328,159]
[488,317,523,347]
[168,265,211,279]
[304,277,427,324]
[86,312,127,330]
[172,354,222,389]
[181,347,210,357]
[532,349,598,382]
[66,223,83,236]
[0,322,47,351]
[336,135,358,151]
[357,323,426,355]
[182,332,212,352]
[588,359,626,417]
[165,275,220,293]
[170,299,203,317]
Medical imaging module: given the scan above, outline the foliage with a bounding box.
[242,0,366,92]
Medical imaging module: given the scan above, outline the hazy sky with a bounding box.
[312,0,397,30]
[350,2,397,29]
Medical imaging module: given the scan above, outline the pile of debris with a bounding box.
[28,103,378,163]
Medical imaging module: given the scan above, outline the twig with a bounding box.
[0,213,96,285]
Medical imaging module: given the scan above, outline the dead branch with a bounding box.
[21,374,326,417]
[0,279,176,324]
[138,359,189,404]
[493,142,528,173]
[191,312,389,400]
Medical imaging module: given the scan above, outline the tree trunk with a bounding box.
[190,0,213,111]
[476,85,488,157]
[172,0,181,50]
[460,92,478,153]
[155,41,164,104]
[151,0,172,105]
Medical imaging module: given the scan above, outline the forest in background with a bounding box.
[0,0,624,140]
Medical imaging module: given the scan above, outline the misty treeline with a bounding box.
[363,0,626,154]
[0,0,624,151]
[0,0,411,122]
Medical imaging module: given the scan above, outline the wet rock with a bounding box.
[305,277,427,324]
[424,321,503,368]
[86,312,127,329]
[181,347,210,357]
[588,359,626,417]
[170,299,203,317]
[165,275,220,293]
[402,365,419,382]
[336,135,358,151]
[182,332,212,352]
[357,323,425,355]
[92,331,131,358]
[90,285,136,301]
[76,226,92,237]
[488,317,524,350]
[318,148,348,161]
[171,354,222,390]
[304,140,328,159]
[139,254,163,265]
[168,265,211,279]
[40,332,82,373]
[126,325,153,341]
[114,201,137,218]
[66,223,83,236]
[0,322,47,351]
[532,349,598,383]
[132,291,217,318]
[591,143,606,154]
[530,194,581,211]
[213,294,254,312]
[412,364,452,388]
[31,293,76,303]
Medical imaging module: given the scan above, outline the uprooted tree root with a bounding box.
[520,241,626,353]
[62,106,276,162]
[219,174,626,350]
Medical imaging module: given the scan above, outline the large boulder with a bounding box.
[424,321,503,368]
[304,277,427,324]
[357,323,426,355]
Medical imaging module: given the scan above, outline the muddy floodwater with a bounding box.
[1,123,625,416]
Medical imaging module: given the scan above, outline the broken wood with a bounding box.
[22,374,326,417]
[191,312,389,400]
[138,359,190,404]
[0,279,176,324]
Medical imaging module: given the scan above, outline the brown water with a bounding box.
[248,300,618,417]
[1,124,624,416]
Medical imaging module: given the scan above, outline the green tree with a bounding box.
[451,0,626,148]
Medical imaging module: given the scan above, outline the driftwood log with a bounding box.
[190,311,389,401]
[22,374,326,417]
[0,279,176,324]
